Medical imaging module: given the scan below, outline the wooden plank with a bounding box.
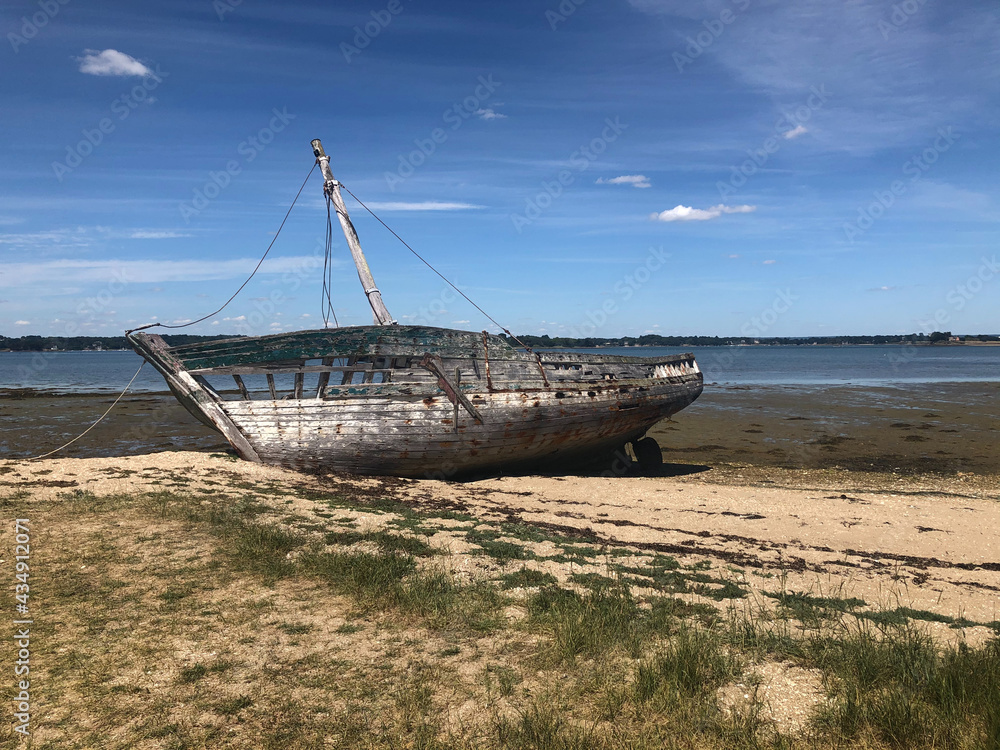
[233,374,250,400]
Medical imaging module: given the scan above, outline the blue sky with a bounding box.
[2,0,998,339]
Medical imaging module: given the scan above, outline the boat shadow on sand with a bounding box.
[443,459,713,483]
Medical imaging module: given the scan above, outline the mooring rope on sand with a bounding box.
[27,361,146,461]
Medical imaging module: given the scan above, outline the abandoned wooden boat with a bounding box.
[126,139,703,477]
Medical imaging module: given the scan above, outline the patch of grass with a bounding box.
[278,622,313,635]
[569,572,618,590]
[811,625,1000,748]
[500,568,558,590]
[469,535,533,563]
[764,590,867,622]
[335,623,364,634]
[324,529,438,557]
[695,579,748,601]
[494,702,597,750]
[216,695,254,716]
[528,585,655,662]
[485,664,521,697]
[633,626,741,702]
[177,664,207,684]
[159,586,196,603]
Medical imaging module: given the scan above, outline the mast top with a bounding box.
[312,138,395,326]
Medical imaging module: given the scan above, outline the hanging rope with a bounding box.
[321,194,340,328]
[339,184,535,353]
[127,162,317,334]
[27,361,146,461]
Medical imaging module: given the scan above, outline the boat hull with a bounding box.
[222,379,700,477]
[127,326,703,478]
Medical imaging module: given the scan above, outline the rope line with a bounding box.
[340,184,534,353]
[28,362,146,461]
[128,162,317,334]
[321,194,340,328]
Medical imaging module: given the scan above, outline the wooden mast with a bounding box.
[311,138,395,326]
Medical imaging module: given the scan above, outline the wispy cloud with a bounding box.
[77,49,152,77]
[0,228,92,251]
[0,256,323,287]
[128,231,191,239]
[14,320,30,325]
[783,125,808,140]
[475,108,507,120]
[628,2,1000,151]
[650,204,756,222]
[362,201,485,211]
[596,174,651,189]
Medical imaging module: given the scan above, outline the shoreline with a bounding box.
[3,381,998,475]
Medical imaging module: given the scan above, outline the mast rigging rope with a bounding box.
[127,162,317,333]
[339,184,534,353]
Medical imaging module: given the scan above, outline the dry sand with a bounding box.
[5,447,999,644]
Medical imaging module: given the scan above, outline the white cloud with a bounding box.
[727,254,741,259]
[649,204,756,222]
[14,320,30,325]
[762,259,776,265]
[362,201,485,211]
[77,49,152,77]
[596,175,652,189]
[452,320,471,325]
[475,108,507,120]
[128,231,191,239]
[783,124,808,140]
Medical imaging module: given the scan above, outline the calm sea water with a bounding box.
[1,345,998,393]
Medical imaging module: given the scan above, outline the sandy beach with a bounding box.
[2,382,998,747]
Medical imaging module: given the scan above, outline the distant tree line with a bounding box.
[2,331,998,352]
[0,334,242,351]
[510,332,1000,348]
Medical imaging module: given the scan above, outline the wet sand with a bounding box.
[3,382,998,475]
[651,381,1000,476]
